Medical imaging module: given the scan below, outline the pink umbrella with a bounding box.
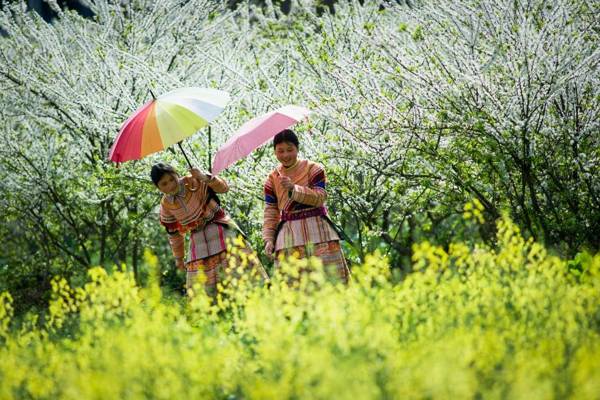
[212,105,311,174]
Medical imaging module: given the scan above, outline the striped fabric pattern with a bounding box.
[263,181,280,244]
[187,223,237,262]
[289,166,326,208]
[274,215,339,251]
[159,175,232,259]
[186,235,269,297]
[185,251,228,297]
[263,159,333,246]
[275,241,350,284]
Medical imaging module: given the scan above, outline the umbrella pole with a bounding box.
[208,126,212,173]
[177,142,193,169]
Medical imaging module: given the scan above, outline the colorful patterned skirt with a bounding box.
[185,227,268,297]
[275,240,350,284]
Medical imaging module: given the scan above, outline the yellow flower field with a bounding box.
[1,217,599,399]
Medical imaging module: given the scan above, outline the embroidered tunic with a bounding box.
[159,175,235,262]
[263,159,339,251]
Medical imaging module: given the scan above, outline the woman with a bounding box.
[151,163,268,297]
[262,129,350,283]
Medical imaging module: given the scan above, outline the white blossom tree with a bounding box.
[0,0,598,307]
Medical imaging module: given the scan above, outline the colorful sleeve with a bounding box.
[159,203,185,259]
[290,163,327,207]
[262,175,280,243]
[207,175,229,194]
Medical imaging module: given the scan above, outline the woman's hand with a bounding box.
[279,176,295,191]
[264,241,275,260]
[189,167,210,183]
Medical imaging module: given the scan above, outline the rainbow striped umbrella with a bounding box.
[108,87,230,164]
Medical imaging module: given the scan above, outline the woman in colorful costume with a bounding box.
[151,163,269,297]
[262,129,350,283]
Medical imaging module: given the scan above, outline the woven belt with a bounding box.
[280,206,327,222]
[189,208,226,233]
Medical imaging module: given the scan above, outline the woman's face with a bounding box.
[274,141,298,168]
[157,173,178,195]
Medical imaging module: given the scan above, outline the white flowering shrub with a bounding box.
[0,0,598,308]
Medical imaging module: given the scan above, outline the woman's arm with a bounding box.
[289,164,327,207]
[206,175,229,194]
[189,167,229,194]
[262,176,280,245]
[160,203,185,268]
[167,231,185,269]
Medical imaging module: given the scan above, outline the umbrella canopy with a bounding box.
[108,87,230,163]
[211,105,311,175]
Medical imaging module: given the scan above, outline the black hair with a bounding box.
[273,129,299,149]
[150,163,178,186]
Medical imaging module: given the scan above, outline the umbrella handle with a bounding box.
[177,142,193,169]
[208,126,212,173]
